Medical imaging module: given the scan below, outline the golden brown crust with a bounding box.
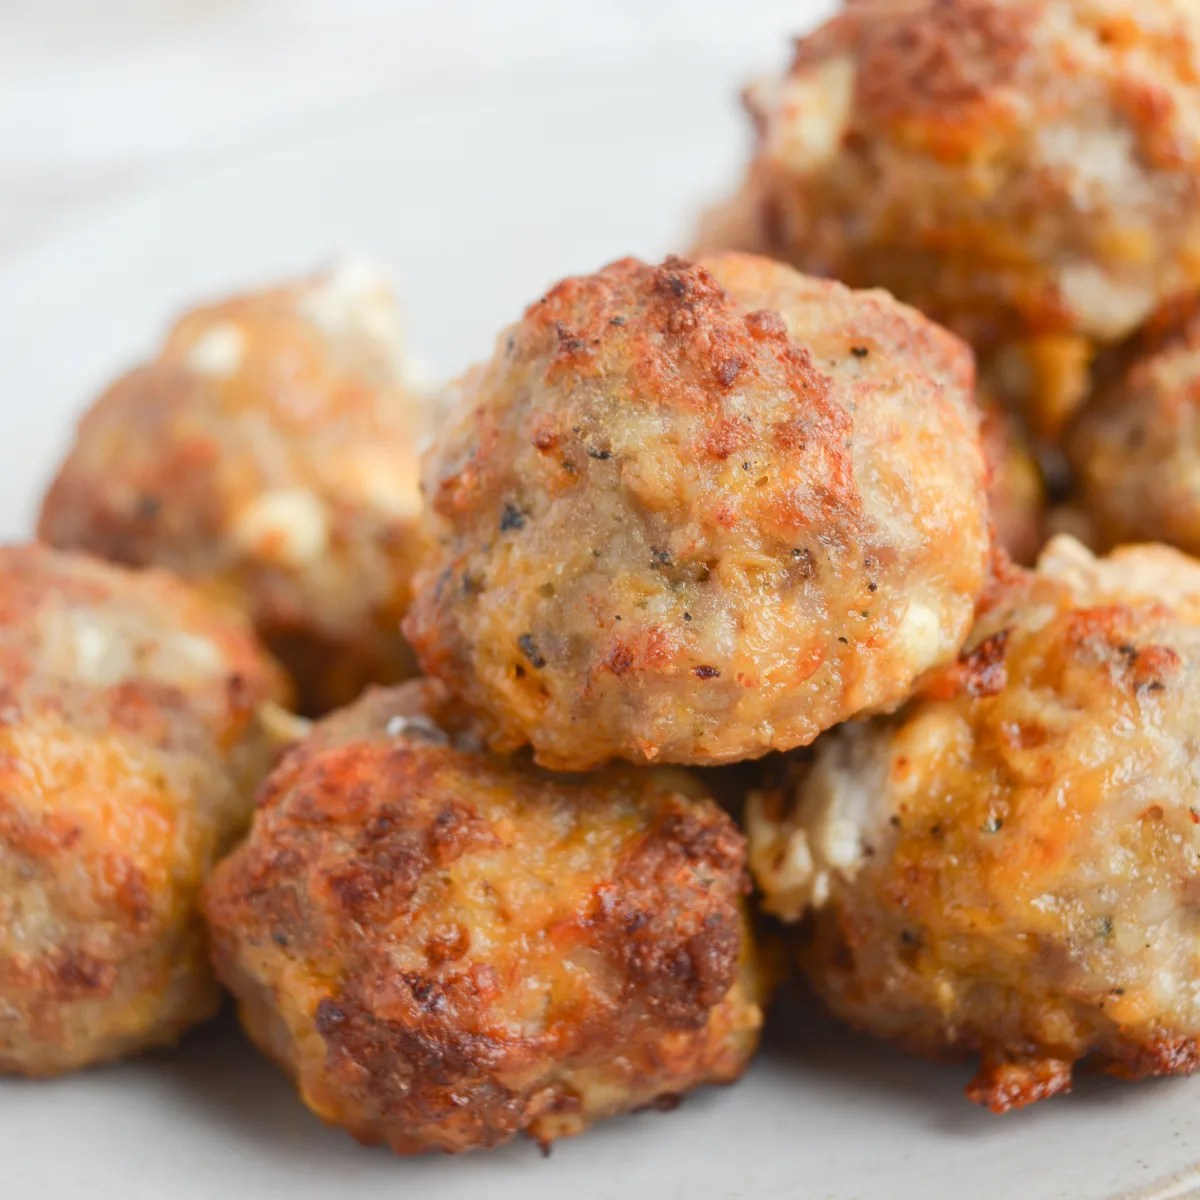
[819,0,1032,124]
[38,264,428,715]
[699,0,1200,431]
[405,253,989,769]
[1066,292,1200,555]
[749,536,1200,1109]
[205,681,765,1154]
[0,544,289,1075]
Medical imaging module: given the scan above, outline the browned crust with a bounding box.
[406,253,987,769]
[808,904,1200,1114]
[37,279,427,717]
[205,682,763,1153]
[0,544,288,1075]
[792,0,1033,130]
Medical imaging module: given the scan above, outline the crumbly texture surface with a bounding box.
[1066,294,1200,555]
[748,536,1200,1110]
[697,0,1200,434]
[405,253,989,769]
[39,263,428,715]
[0,544,289,1075]
[205,681,765,1154]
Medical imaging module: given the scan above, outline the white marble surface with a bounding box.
[0,0,807,252]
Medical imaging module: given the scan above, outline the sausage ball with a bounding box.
[0,543,290,1076]
[698,0,1200,437]
[747,535,1200,1111]
[38,261,429,715]
[204,681,765,1155]
[1066,293,1200,555]
[405,253,990,770]
[980,392,1045,564]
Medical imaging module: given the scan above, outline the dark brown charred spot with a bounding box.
[1128,644,1180,695]
[715,355,746,388]
[429,802,478,863]
[499,503,526,533]
[518,634,547,669]
[405,973,449,1015]
[791,547,817,579]
[656,810,745,872]
[693,665,721,680]
[114,861,154,927]
[898,928,922,968]
[134,494,161,521]
[604,643,635,677]
[555,320,588,356]
[315,997,346,1036]
[657,264,690,300]
[924,628,1011,700]
[327,834,427,917]
[54,952,117,999]
[426,923,470,963]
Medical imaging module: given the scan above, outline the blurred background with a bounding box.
[0,0,827,534]
[0,0,811,251]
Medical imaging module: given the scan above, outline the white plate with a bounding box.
[1,47,1199,1200]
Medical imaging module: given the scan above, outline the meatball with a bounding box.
[698,0,1200,437]
[979,392,1045,564]
[0,543,289,1075]
[204,681,765,1155]
[405,253,990,770]
[39,261,429,715]
[1066,293,1200,555]
[748,535,1200,1110]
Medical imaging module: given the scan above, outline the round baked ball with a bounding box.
[38,261,429,715]
[980,392,1045,564]
[748,535,1200,1111]
[1066,293,1200,554]
[0,543,290,1076]
[204,681,765,1155]
[699,0,1200,437]
[405,253,989,770]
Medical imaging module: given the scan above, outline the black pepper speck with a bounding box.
[500,503,526,532]
[517,635,547,669]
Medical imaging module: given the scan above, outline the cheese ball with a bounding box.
[1066,294,1200,555]
[699,0,1200,437]
[38,262,429,715]
[748,536,1200,1111]
[204,681,765,1155]
[0,543,290,1076]
[405,253,990,770]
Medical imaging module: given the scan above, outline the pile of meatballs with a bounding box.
[10,0,1200,1158]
